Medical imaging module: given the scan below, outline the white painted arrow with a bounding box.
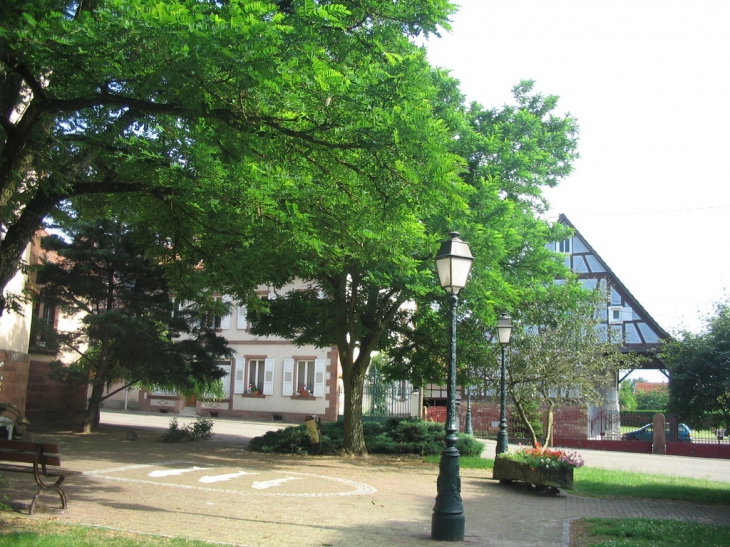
[251,477,301,490]
[148,466,210,477]
[198,470,258,483]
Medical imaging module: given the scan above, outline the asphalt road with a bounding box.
[101,410,730,483]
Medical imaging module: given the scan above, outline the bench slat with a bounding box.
[0,451,62,466]
[0,439,74,514]
[0,439,59,454]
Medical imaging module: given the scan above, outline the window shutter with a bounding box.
[219,296,232,330]
[313,359,326,397]
[263,358,275,396]
[219,364,232,399]
[234,358,245,394]
[282,358,294,396]
[236,305,248,329]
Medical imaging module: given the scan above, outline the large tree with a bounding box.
[39,218,231,432]
[249,82,580,455]
[663,300,730,429]
[504,282,641,447]
[0,0,456,312]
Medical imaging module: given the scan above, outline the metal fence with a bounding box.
[552,410,729,444]
[342,383,414,419]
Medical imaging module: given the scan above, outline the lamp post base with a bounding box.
[431,446,465,541]
[431,512,465,542]
[496,430,509,456]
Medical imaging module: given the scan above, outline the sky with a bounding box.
[424,1,730,345]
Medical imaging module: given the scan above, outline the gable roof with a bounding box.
[557,214,669,362]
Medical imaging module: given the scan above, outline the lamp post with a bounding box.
[495,313,513,456]
[464,387,473,436]
[431,232,474,542]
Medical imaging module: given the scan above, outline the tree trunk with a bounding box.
[511,394,539,448]
[542,400,555,447]
[79,382,103,433]
[79,280,115,433]
[342,370,367,455]
[341,355,369,455]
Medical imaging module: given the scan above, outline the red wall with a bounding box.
[25,360,87,419]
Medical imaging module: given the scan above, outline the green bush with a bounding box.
[248,418,485,457]
[161,417,214,443]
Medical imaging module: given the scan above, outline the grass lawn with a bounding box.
[424,454,730,505]
[0,513,211,547]
[425,454,730,547]
[571,518,730,547]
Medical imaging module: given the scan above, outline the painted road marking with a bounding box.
[199,470,258,483]
[149,466,211,477]
[251,477,301,489]
[84,464,377,497]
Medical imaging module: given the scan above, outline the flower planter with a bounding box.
[492,457,574,490]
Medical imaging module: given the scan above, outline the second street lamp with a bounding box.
[431,232,474,542]
[495,313,513,455]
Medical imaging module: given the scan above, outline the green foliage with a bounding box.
[37,218,231,432]
[504,282,642,446]
[248,418,485,457]
[0,0,458,312]
[0,521,220,547]
[579,518,730,546]
[619,380,638,411]
[161,417,214,443]
[634,388,669,412]
[663,299,730,429]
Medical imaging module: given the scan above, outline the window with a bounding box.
[151,387,177,396]
[609,306,633,324]
[296,360,315,395]
[282,358,326,397]
[608,306,622,324]
[31,296,57,348]
[219,296,232,329]
[557,239,571,254]
[248,359,266,393]
[236,305,248,329]
[234,357,274,395]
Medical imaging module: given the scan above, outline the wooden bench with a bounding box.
[0,439,80,514]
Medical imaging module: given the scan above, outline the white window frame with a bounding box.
[557,239,571,254]
[608,306,623,324]
[234,357,274,395]
[286,358,326,397]
[296,359,315,395]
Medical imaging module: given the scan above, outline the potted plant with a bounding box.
[299,385,309,397]
[492,443,584,491]
[248,383,262,396]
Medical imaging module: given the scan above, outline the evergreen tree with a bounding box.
[39,218,231,432]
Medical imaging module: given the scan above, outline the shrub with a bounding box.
[161,417,214,443]
[247,418,485,457]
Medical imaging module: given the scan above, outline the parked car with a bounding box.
[622,423,692,442]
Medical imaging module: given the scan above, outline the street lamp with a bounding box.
[464,386,473,436]
[495,313,513,455]
[432,232,474,542]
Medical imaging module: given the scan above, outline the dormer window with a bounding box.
[609,307,622,324]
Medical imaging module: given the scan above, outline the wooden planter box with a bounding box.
[492,457,574,490]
